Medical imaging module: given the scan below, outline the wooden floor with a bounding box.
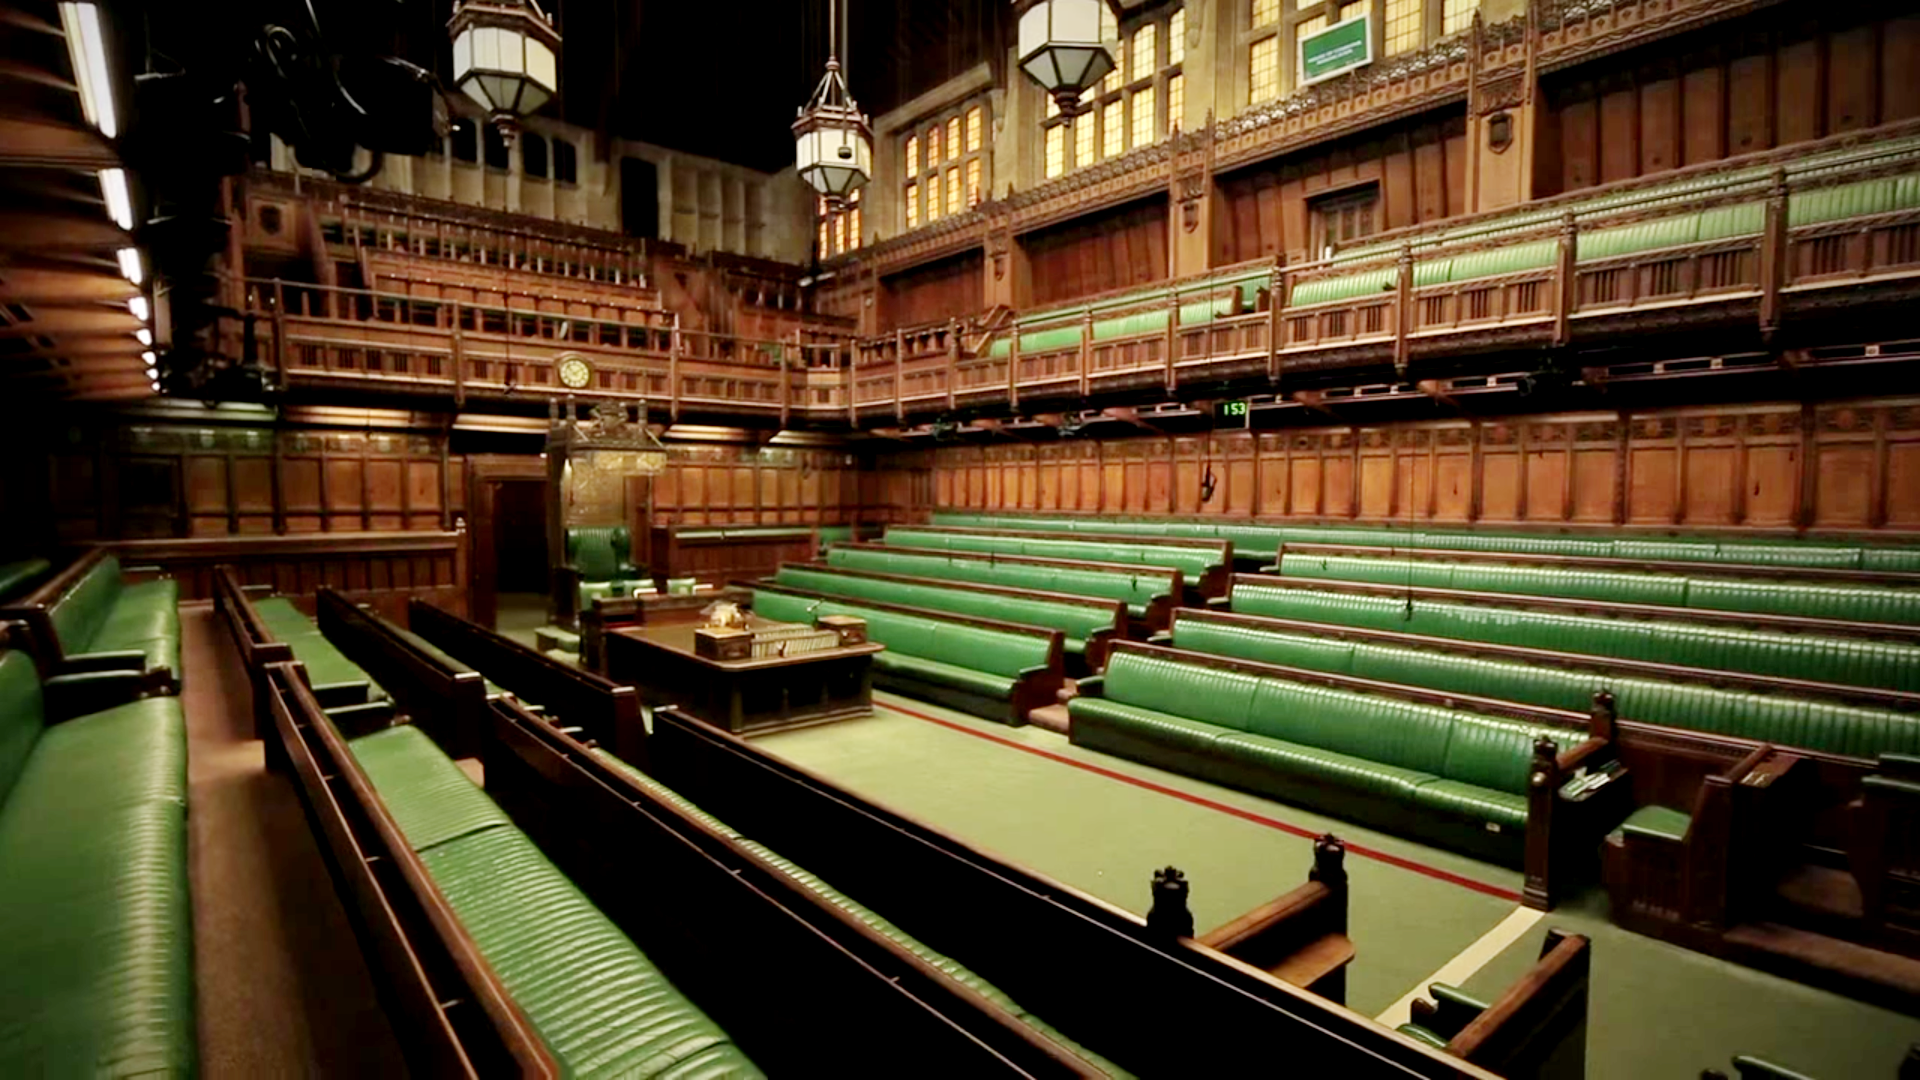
[179,602,409,1077]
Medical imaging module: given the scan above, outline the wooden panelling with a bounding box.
[1539,12,1915,196]
[50,421,463,542]
[1024,196,1170,308]
[113,530,469,623]
[883,250,984,330]
[1217,111,1469,266]
[646,445,884,529]
[916,400,1920,538]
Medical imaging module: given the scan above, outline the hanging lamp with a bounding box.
[1014,0,1119,117]
[794,0,872,208]
[449,0,561,137]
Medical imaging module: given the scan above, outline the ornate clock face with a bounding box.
[557,357,593,389]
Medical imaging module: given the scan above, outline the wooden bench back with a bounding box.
[648,708,1502,1080]
[1448,930,1591,1076]
[484,698,1105,1078]
[263,663,554,1079]
[407,599,644,767]
[317,587,489,758]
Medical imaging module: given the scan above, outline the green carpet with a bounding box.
[752,691,1920,1079]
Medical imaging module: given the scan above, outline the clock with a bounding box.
[557,356,594,389]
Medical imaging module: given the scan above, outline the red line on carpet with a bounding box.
[880,701,1525,905]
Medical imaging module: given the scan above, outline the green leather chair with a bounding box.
[565,526,649,607]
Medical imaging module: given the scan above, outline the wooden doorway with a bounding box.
[466,455,549,630]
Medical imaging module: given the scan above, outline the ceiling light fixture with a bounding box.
[117,247,142,285]
[135,328,151,346]
[128,295,149,322]
[59,2,117,138]
[794,0,871,208]
[140,350,155,364]
[1014,0,1118,117]
[98,168,132,229]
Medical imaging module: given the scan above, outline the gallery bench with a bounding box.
[0,646,194,1076]
[829,543,1183,629]
[0,557,50,602]
[773,562,1126,671]
[486,696,1119,1077]
[1167,608,1920,760]
[1229,576,1920,694]
[751,582,1067,726]
[648,706,1509,1079]
[261,663,755,1078]
[1070,642,1622,909]
[213,567,393,742]
[1,548,179,696]
[885,525,1234,599]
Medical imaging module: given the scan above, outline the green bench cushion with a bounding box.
[1617,804,1692,843]
[0,663,193,1078]
[1406,780,1529,831]
[351,726,758,1079]
[422,826,760,1080]
[1215,731,1435,800]
[350,726,510,849]
[875,653,1018,698]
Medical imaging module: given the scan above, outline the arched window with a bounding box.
[553,139,577,185]
[522,133,549,179]
[484,125,510,171]
[450,119,478,163]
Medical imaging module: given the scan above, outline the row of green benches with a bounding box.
[751,584,1065,725]
[828,544,1182,625]
[0,647,193,1076]
[931,511,1920,571]
[773,564,1124,668]
[1069,643,1613,906]
[885,526,1233,597]
[1169,609,1920,761]
[1231,578,1920,694]
[226,579,762,1079]
[304,588,1159,1074]
[1271,551,1920,627]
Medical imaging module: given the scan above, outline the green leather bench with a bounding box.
[1230,578,1920,694]
[930,511,1920,571]
[774,564,1124,669]
[252,597,389,710]
[886,526,1231,597]
[0,558,50,603]
[752,586,1064,725]
[2,551,180,694]
[1171,611,1920,759]
[0,649,194,1076]
[1070,645,1598,869]
[828,544,1181,626]
[566,525,649,608]
[1272,551,1920,626]
[589,749,1129,1076]
[350,724,760,1078]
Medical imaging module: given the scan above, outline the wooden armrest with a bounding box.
[1449,932,1591,1062]
[1200,881,1331,953]
[1722,742,1776,783]
[1266,933,1354,990]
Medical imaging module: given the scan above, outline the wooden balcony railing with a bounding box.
[254,142,1920,425]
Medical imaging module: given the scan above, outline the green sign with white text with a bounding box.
[1298,14,1372,87]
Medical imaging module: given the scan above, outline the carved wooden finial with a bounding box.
[1530,735,1559,788]
[1311,833,1348,890]
[1147,865,1194,938]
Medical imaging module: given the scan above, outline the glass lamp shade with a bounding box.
[450,1,561,120]
[1017,0,1117,115]
[795,111,872,202]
